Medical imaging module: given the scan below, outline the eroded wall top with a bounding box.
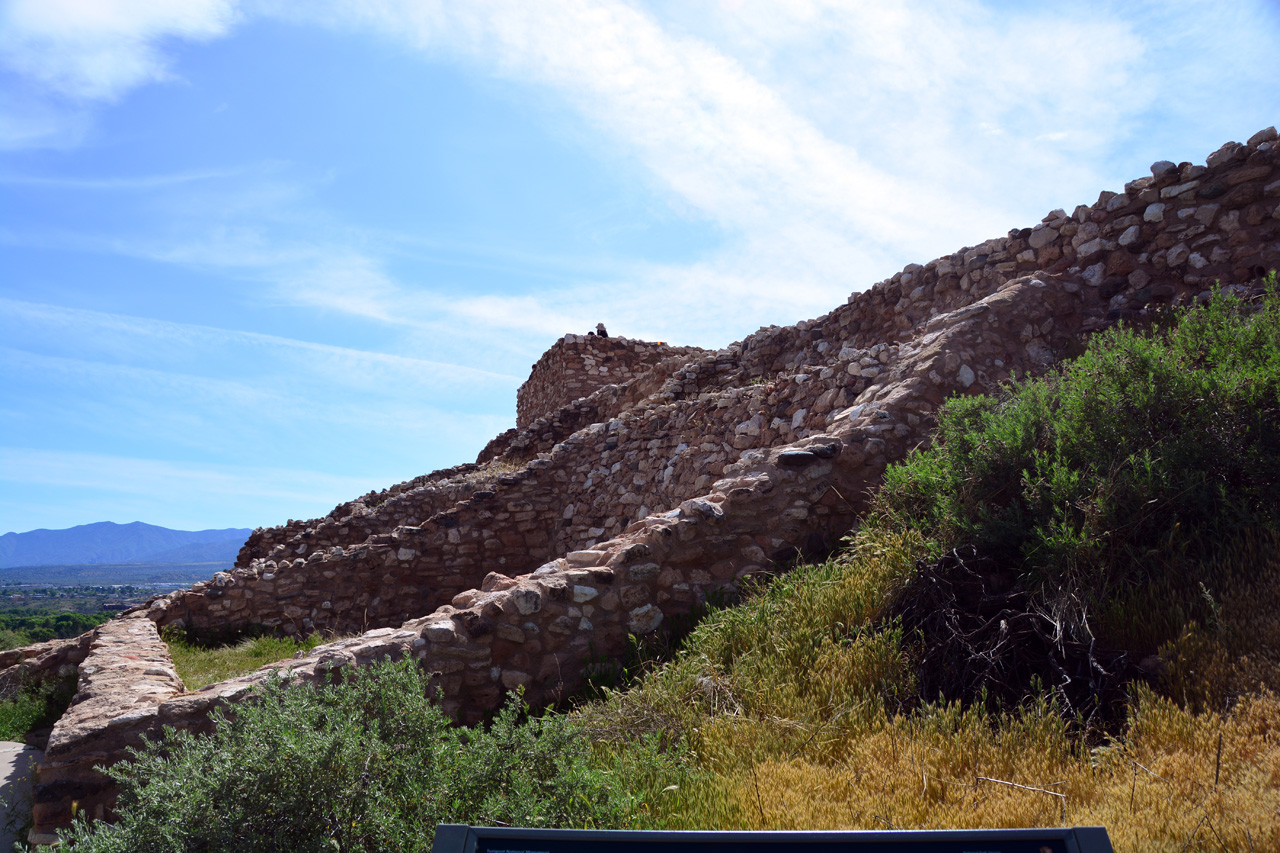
[516,334,705,429]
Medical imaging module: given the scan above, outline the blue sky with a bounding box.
[2,0,1278,535]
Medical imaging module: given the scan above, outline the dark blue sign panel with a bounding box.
[433,825,1113,853]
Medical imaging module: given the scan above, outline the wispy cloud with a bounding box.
[0,0,239,101]
[8,0,1274,340]
[0,166,256,190]
[255,0,1233,339]
[0,85,90,150]
[0,298,522,387]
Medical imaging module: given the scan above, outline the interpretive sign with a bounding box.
[432,825,1113,853]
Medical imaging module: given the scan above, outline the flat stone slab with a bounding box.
[0,741,43,849]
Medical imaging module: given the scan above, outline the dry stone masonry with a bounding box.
[516,335,705,429]
[8,128,1279,843]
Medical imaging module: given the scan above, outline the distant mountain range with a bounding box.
[0,521,252,569]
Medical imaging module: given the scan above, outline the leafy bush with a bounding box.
[872,286,1280,647]
[60,658,666,852]
[574,527,1280,846]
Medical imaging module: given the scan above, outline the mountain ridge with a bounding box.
[0,521,251,569]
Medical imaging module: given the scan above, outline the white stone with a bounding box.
[956,365,975,388]
[512,588,542,615]
[1195,205,1220,226]
[628,604,663,634]
[566,549,608,567]
[423,623,457,643]
[1144,203,1166,223]
[1118,225,1142,247]
[1076,237,1109,258]
[1027,227,1058,249]
[1160,181,1199,199]
[573,585,599,603]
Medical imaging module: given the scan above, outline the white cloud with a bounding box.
[6,0,1277,349]
[250,0,1163,339]
[0,0,239,100]
[0,298,522,388]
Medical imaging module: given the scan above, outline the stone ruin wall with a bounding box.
[14,127,1280,843]
[28,270,1103,843]
[181,127,1280,645]
[516,335,705,429]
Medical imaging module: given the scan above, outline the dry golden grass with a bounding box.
[659,690,1280,851]
[583,528,1280,850]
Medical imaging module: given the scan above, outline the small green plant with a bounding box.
[0,674,76,741]
[58,658,670,852]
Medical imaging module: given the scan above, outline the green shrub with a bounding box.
[872,286,1280,646]
[59,658,665,852]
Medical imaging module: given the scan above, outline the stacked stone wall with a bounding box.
[516,335,705,429]
[14,127,1280,843]
[728,129,1280,385]
[149,339,903,638]
[0,634,92,700]
[151,126,1280,648]
[26,268,1104,838]
[26,614,184,844]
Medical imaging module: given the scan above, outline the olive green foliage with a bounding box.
[872,286,1280,646]
[60,659,674,852]
[576,528,922,759]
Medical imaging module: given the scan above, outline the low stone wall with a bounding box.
[516,335,705,429]
[0,634,92,700]
[28,615,184,845]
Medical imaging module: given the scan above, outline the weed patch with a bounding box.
[164,632,327,690]
[0,674,76,742]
